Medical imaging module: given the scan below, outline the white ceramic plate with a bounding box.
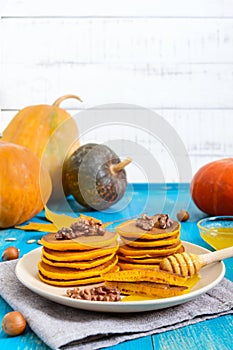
[15,242,225,313]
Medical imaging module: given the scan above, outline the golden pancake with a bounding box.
[118,254,164,264]
[117,261,159,270]
[38,265,120,286]
[103,268,188,285]
[42,242,118,262]
[116,219,180,240]
[120,233,180,248]
[117,245,185,264]
[41,251,116,269]
[40,231,118,251]
[105,281,187,298]
[118,241,183,257]
[38,256,118,280]
[115,216,183,273]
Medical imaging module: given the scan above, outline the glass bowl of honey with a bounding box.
[198,216,233,250]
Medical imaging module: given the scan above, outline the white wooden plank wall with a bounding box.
[1,0,233,182]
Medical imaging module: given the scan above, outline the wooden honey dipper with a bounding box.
[159,246,233,277]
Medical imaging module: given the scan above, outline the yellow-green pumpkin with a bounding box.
[2,95,82,198]
[0,141,52,228]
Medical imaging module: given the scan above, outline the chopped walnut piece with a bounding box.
[55,227,76,240]
[55,218,106,240]
[158,214,172,229]
[136,214,156,231]
[66,286,121,302]
[136,213,173,231]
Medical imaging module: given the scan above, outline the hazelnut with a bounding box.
[177,210,189,222]
[2,311,27,336]
[2,246,19,261]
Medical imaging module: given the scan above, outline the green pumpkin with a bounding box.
[62,143,131,210]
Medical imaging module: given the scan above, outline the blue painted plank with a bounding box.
[105,336,154,350]
[152,315,233,350]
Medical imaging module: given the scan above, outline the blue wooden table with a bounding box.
[0,184,232,350]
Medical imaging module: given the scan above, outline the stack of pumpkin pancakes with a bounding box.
[116,214,184,270]
[38,219,119,286]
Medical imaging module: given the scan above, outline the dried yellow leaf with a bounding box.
[45,206,112,230]
[80,214,112,228]
[44,206,80,229]
[16,222,58,232]
[16,207,112,234]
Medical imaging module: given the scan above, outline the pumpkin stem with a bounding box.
[52,94,83,107]
[111,158,132,173]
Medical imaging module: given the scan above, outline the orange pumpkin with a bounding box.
[190,158,233,215]
[0,141,52,228]
[2,95,82,198]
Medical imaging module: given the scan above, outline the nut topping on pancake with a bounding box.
[136,214,155,231]
[55,218,106,240]
[136,213,172,231]
[157,214,172,229]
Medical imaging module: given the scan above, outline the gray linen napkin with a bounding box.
[0,260,233,350]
